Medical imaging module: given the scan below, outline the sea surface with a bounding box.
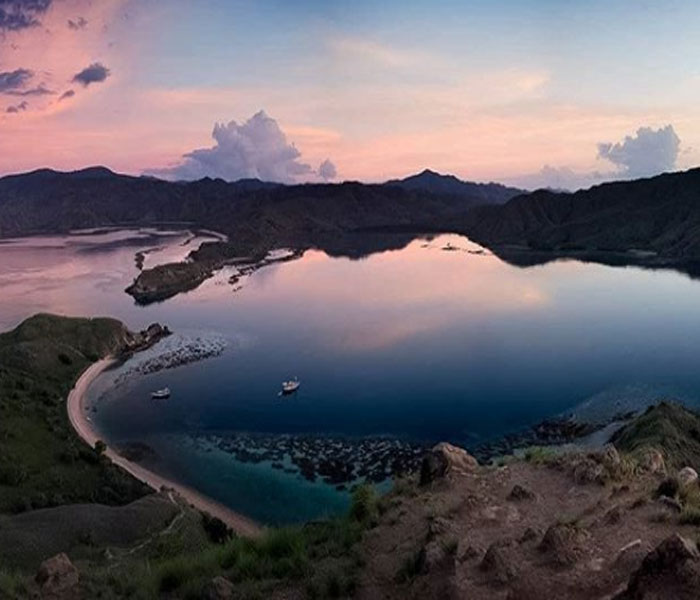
[3,228,700,524]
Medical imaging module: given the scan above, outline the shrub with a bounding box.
[155,552,219,593]
[0,569,26,598]
[350,484,377,523]
[524,446,557,464]
[94,440,107,456]
[202,514,233,545]
[0,461,28,486]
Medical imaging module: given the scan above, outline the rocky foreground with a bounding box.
[7,402,700,599]
[359,431,700,599]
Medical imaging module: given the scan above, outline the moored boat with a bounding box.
[151,387,171,399]
[280,377,300,395]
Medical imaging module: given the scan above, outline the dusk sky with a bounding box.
[1,0,699,188]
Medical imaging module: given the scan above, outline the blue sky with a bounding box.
[0,0,698,187]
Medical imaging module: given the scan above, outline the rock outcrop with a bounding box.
[507,484,536,501]
[419,443,478,485]
[121,322,171,353]
[640,448,666,474]
[538,522,590,567]
[678,466,698,487]
[35,553,79,598]
[615,534,700,599]
[480,540,518,584]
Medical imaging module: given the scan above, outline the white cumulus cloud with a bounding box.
[510,124,683,192]
[597,125,681,178]
[152,110,335,184]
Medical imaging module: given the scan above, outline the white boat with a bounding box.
[151,387,171,400]
[280,377,300,395]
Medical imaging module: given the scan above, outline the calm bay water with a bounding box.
[3,228,700,524]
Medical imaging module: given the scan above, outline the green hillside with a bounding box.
[0,314,150,514]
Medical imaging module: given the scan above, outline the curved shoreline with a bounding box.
[67,358,262,538]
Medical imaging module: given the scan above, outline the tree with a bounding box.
[94,440,107,456]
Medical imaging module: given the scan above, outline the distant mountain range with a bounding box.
[3,165,700,277]
[0,166,520,242]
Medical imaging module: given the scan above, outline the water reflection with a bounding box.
[4,228,700,523]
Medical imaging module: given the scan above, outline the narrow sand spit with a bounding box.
[67,358,262,538]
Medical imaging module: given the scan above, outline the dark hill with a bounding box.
[0,167,494,243]
[459,168,700,267]
[612,402,700,470]
[386,168,523,205]
[0,314,150,514]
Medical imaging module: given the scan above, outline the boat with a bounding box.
[151,387,171,400]
[280,377,300,395]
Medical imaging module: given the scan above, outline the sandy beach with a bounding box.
[67,358,262,538]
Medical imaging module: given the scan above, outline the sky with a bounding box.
[0,0,699,189]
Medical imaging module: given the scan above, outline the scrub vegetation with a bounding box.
[0,314,150,513]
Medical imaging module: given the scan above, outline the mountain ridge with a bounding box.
[458,167,700,269]
[385,168,524,204]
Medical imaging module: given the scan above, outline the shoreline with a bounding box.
[67,358,262,538]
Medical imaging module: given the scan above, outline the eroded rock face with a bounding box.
[614,534,700,599]
[419,443,478,485]
[35,553,79,598]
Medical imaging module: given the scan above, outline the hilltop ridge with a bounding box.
[459,167,700,273]
[386,168,523,204]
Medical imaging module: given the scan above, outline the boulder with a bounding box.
[458,543,482,561]
[640,448,665,474]
[601,444,622,469]
[657,495,682,513]
[480,540,518,584]
[538,522,590,567]
[519,527,540,544]
[428,516,452,539]
[419,443,478,485]
[614,539,647,571]
[614,534,700,599]
[417,540,451,574]
[203,576,237,600]
[35,553,79,597]
[678,466,698,487]
[572,457,605,485]
[604,505,623,525]
[507,484,536,501]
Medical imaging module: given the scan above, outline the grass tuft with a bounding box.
[523,446,557,465]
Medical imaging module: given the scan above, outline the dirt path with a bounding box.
[67,358,263,538]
